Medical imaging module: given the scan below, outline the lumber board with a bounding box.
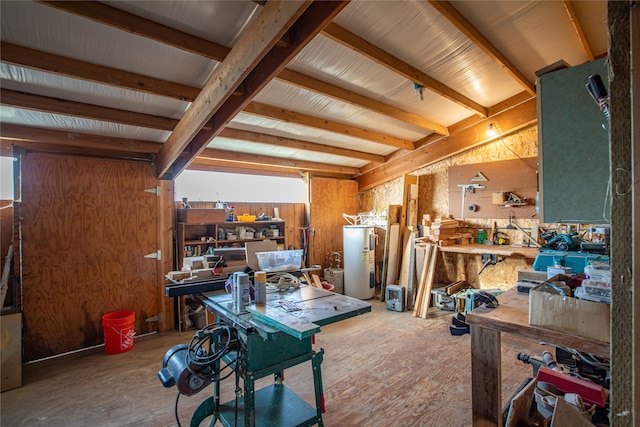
[412,244,432,317]
[420,245,438,318]
[385,223,401,285]
[398,227,416,309]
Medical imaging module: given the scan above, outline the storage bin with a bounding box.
[237,214,256,222]
[256,249,303,272]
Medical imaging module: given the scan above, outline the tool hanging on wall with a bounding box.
[457,184,486,220]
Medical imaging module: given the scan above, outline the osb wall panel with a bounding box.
[361,125,539,288]
[181,201,306,250]
[309,178,358,270]
[447,158,538,220]
[21,153,160,361]
[359,175,405,212]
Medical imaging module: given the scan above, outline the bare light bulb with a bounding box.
[486,123,498,137]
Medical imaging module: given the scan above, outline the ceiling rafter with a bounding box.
[1,43,410,152]
[357,97,538,190]
[219,127,384,163]
[562,0,595,61]
[0,42,200,102]
[197,147,359,175]
[36,0,232,62]
[0,88,179,131]
[156,0,350,179]
[277,68,449,135]
[35,0,442,138]
[1,88,379,163]
[428,0,536,96]
[0,122,354,176]
[0,123,160,154]
[243,102,415,150]
[321,22,488,118]
[157,1,346,179]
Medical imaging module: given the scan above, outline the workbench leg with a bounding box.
[312,349,325,426]
[470,325,502,427]
[244,373,255,427]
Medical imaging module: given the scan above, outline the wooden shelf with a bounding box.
[177,220,286,269]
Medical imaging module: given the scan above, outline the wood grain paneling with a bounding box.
[20,153,160,361]
[308,178,359,270]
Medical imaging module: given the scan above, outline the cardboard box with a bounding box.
[177,208,226,224]
[528,275,610,342]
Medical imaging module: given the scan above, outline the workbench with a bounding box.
[465,288,609,427]
[188,284,371,427]
[437,244,539,259]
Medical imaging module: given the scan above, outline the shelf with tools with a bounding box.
[177,220,286,269]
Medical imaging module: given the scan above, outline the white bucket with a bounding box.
[324,268,344,294]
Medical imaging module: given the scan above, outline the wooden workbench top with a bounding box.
[438,244,539,258]
[467,288,610,357]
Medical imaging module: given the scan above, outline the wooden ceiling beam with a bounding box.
[357,97,537,191]
[188,160,354,180]
[0,42,200,102]
[321,22,488,118]
[156,1,317,179]
[562,0,595,61]
[428,0,536,96]
[243,102,415,150]
[1,88,376,164]
[37,0,232,62]
[219,127,384,163]
[0,123,160,154]
[277,68,449,135]
[197,147,359,175]
[161,1,350,179]
[37,0,441,137]
[0,89,179,131]
[0,42,417,151]
[187,161,305,179]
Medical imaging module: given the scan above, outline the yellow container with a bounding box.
[237,214,256,222]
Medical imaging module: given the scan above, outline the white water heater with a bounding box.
[343,225,376,299]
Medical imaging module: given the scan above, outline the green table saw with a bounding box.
[160,280,371,427]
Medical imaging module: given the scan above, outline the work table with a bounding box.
[466,288,609,426]
[438,244,539,259]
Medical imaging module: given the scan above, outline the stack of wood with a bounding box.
[421,217,473,246]
[412,243,438,318]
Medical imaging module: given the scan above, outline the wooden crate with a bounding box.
[177,209,226,224]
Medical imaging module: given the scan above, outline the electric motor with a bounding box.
[158,344,211,396]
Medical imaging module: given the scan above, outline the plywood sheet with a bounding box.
[308,178,359,270]
[448,158,537,220]
[20,153,159,361]
[245,240,278,270]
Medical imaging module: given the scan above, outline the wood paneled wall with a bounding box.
[20,153,162,361]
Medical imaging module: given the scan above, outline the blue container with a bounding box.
[532,250,610,274]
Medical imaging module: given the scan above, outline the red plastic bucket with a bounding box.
[102,310,135,354]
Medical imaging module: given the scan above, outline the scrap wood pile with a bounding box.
[411,242,438,318]
[421,216,472,247]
